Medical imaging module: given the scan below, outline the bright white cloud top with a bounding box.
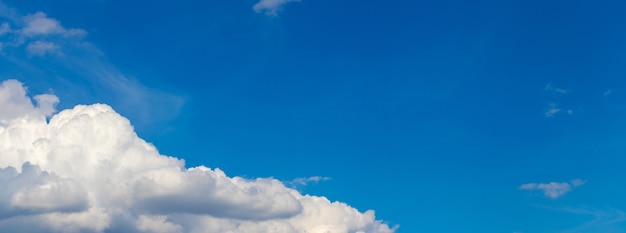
[0,80,397,233]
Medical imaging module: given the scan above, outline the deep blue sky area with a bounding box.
[2,0,626,232]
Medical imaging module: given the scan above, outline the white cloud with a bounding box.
[545,84,570,94]
[20,12,85,37]
[0,163,89,219]
[26,40,59,56]
[0,79,397,233]
[603,89,613,97]
[0,6,183,127]
[21,12,63,36]
[543,84,576,117]
[545,103,561,117]
[0,11,85,54]
[289,176,332,187]
[519,179,586,198]
[0,79,58,124]
[544,103,573,117]
[253,0,300,16]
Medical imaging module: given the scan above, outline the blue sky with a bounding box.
[1,0,626,232]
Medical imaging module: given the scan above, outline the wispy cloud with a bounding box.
[603,89,613,97]
[544,103,561,117]
[519,179,586,198]
[543,84,575,117]
[545,83,570,94]
[544,102,573,117]
[253,0,300,16]
[562,207,626,233]
[0,5,183,127]
[288,176,331,187]
[536,206,626,233]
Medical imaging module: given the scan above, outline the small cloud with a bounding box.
[26,40,59,56]
[545,84,570,94]
[20,12,85,37]
[253,0,300,16]
[545,103,561,117]
[544,103,573,117]
[288,176,331,187]
[21,12,64,36]
[519,179,585,198]
[603,89,613,97]
[570,178,586,187]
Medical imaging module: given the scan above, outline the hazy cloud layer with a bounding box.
[0,79,397,233]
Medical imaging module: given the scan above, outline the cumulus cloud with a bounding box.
[0,79,58,123]
[519,179,586,198]
[0,163,89,219]
[253,0,300,16]
[0,79,397,233]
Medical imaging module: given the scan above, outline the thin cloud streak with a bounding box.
[545,84,570,94]
[536,206,626,233]
[0,4,184,127]
[562,207,626,233]
[519,179,586,198]
[288,176,332,187]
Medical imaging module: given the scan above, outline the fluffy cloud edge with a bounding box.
[0,79,398,233]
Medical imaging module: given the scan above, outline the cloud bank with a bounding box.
[519,179,585,198]
[0,79,396,232]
